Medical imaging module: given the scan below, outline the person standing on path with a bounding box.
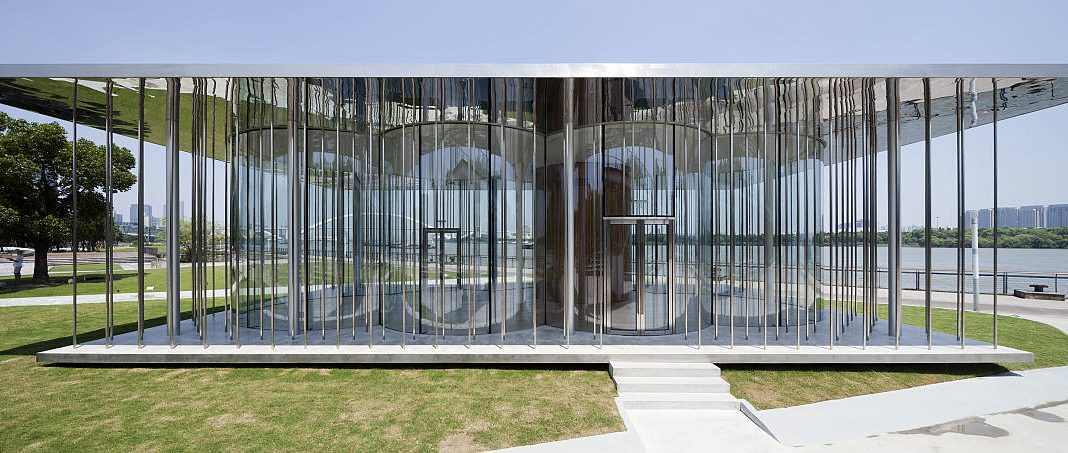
[5,251,24,288]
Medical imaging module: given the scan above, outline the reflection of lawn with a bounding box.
[0,261,496,299]
[0,266,228,298]
[722,304,1066,409]
[0,300,622,451]
[0,77,229,159]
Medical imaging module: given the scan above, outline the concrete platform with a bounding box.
[36,308,1033,365]
[37,343,1031,365]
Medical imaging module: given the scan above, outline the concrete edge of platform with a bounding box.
[35,344,1033,366]
[738,399,780,443]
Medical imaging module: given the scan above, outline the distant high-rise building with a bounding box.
[163,202,186,221]
[113,213,123,224]
[1018,205,1045,229]
[129,203,153,224]
[996,207,1019,228]
[965,210,977,227]
[977,208,993,229]
[1048,204,1068,228]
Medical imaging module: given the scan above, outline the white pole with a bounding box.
[972,215,980,311]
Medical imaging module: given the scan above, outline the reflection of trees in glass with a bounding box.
[0,112,135,281]
[157,219,227,262]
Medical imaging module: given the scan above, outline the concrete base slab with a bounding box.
[37,343,1031,365]
[756,365,1068,446]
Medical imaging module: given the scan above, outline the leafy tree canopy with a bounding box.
[0,111,135,281]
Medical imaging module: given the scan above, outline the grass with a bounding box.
[0,301,623,452]
[48,264,124,272]
[721,304,1068,409]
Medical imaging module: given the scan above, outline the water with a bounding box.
[840,247,1068,273]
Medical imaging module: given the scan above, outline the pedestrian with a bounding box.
[5,250,24,288]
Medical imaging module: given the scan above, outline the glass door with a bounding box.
[604,218,674,335]
[420,227,461,336]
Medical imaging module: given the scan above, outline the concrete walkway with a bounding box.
[799,400,1068,452]
[0,289,231,307]
[759,365,1068,446]
[492,365,1068,452]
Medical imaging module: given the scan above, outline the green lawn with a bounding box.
[48,264,124,273]
[3,297,1063,449]
[722,304,1068,409]
[0,301,622,452]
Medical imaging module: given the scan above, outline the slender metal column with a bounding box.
[104,79,114,347]
[829,78,838,348]
[956,78,966,348]
[711,77,720,343]
[923,78,933,349]
[885,78,901,344]
[269,78,277,348]
[727,78,736,348]
[564,77,576,346]
[137,78,146,348]
[694,78,702,348]
[335,77,342,348]
[354,77,362,342]
[795,79,802,349]
[287,78,302,340]
[319,80,327,341]
[231,79,238,344]
[532,79,538,348]
[166,78,182,344]
[761,78,772,348]
[70,79,79,348]
[992,78,1000,348]
[257,79,266,342]
[210,79,219,333]
[961,78,969,346]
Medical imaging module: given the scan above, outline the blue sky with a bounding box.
[2,0,1067,64]
[1,0,1067,227]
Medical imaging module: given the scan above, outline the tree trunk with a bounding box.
[31,244,50,282]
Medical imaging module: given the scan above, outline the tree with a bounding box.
[0,112,135,281]
[157,218,227,262]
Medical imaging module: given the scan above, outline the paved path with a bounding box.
[492,365,1068,452]
[760,365,1068,446]
[0,289,231,307]
[799,400,1068,452]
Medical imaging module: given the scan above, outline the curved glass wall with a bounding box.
[229,77,826,345]
[19,73,1067,350]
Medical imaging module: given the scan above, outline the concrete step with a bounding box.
[610,361,721,378]
[614,376,731,394]
[617,392,741,411]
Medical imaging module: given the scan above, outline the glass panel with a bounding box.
[607,222,637,333]
[643,223,671,332]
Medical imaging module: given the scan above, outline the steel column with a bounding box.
[885,78,902,343]
[564,77,575,346]
[165,77,181,344]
